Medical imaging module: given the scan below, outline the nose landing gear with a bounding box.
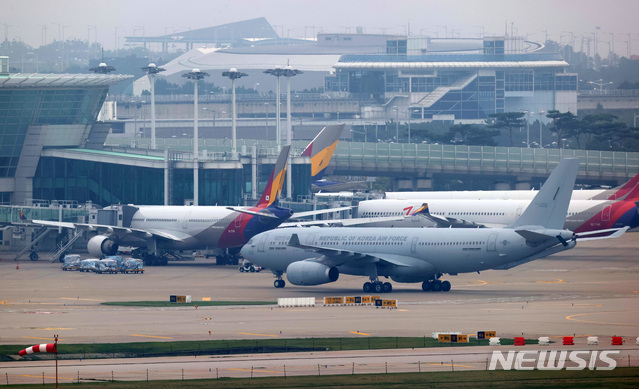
[273,272,286,288]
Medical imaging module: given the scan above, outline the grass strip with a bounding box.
[1,336,540,362]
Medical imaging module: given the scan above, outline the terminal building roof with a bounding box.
[335,53,569,69]
[0,73,134,88]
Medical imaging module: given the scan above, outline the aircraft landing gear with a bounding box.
[363,278,392,293]
[421,279,451,292]
[216,249,240,266]
[273,272,286,288]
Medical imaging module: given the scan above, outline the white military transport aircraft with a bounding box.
[241,159,585,292]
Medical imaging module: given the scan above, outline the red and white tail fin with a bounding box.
[592,172,639,200]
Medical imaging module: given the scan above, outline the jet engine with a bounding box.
[87,235,119,257]
[286,261,339,286]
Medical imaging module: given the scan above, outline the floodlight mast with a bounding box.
[282,65,302,200]
[264,68,286,151]
[182,68,209,206]
[90,49,115,74]
[142,63,166,150]
[222,68,248,159]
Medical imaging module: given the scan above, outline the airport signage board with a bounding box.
[324,297,344,305]
[438,334,468,343]
[477,331,497,339]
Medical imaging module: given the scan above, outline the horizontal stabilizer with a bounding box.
[515,229,558,243]
[226,206,280,219]
[576,226,629,241]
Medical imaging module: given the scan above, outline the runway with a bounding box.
[1,233,638,384]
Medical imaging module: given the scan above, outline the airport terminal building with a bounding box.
[0,26,579,209]
[326,36,576,122]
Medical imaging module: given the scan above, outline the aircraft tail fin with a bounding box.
[507,158,579,229]
[301,124,345,181]
[256,145,290,207]
[591,172,639,200]
[411,203,430,216]
[621,181,639,201]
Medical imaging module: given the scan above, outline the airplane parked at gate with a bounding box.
[35,146,292,265]
[33,125,353,265]
[241,159,613,293]
[384,172,639,201]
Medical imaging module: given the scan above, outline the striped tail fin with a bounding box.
[257,146,290,207]
[301,124,345,181]
[591,172,639,200]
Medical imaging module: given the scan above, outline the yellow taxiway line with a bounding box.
[60,297,105,302]
[131,334,173,339]
[24,336,64,341]
[236,332,279,337]
[349,331,371,336]
[566,311,639,327]
[536,278,565,284]
[20,375,73,380]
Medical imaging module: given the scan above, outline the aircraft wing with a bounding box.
[292,206,352,219]
[412,203,489,228]
[31,220,186,242]
[280,215,406,228]
[288,233,412,268]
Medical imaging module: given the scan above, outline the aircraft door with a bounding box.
[516,208,523,219]
[305,233,316,245]
[602,205,612,221]
[182,211,191,229]
[410,236,418,254]
[257,236,265,252]
[487,233,497,251]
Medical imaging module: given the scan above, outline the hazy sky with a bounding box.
[3,0,638,56]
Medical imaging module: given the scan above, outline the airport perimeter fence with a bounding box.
[4,353,637,385]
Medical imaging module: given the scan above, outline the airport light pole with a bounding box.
[392,106,399,142]
[264,68,287,151]
[538,109,545,149]
[141,63,165,150]
[182,68,209,206]
[222,68,248,159]
[282,65,302,200]
[587,79,613,93]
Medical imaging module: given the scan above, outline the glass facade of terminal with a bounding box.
[327,52,577,121]
[0,88,107,178]
[32,157,311,207]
